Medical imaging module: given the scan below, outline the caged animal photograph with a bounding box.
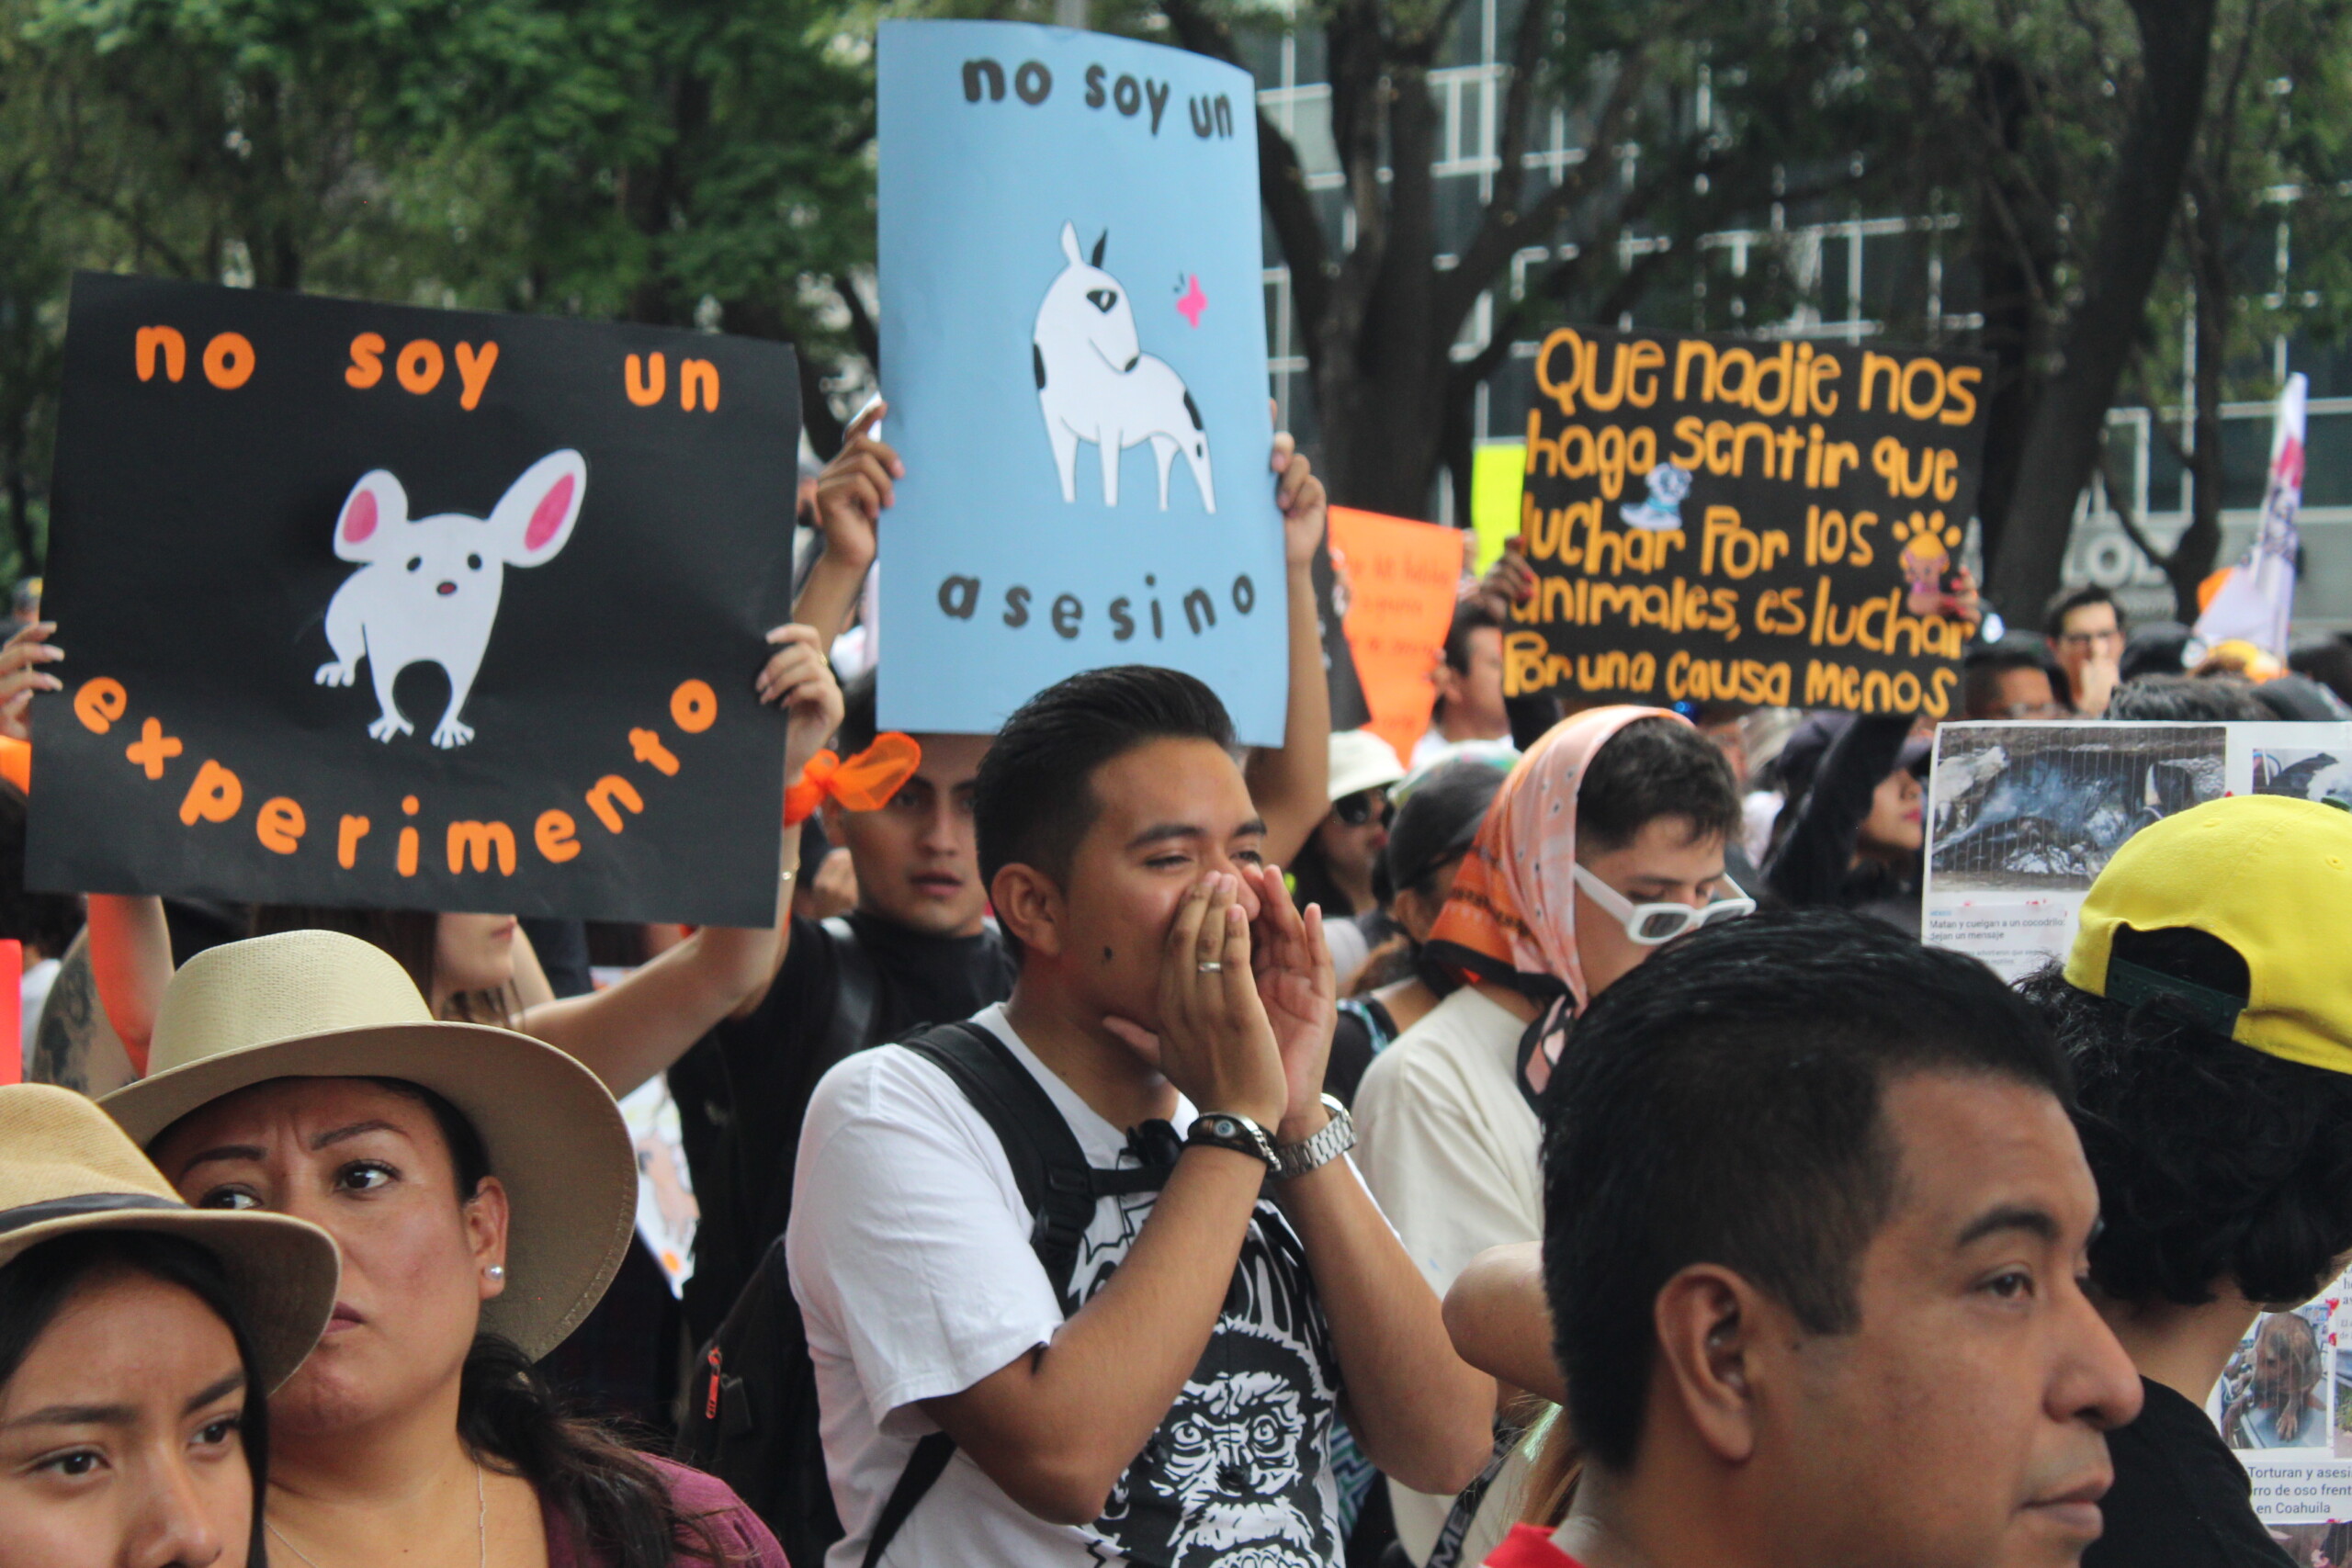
[1928,725,2226,891]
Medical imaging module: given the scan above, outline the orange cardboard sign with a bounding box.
[1328,507,1465,767]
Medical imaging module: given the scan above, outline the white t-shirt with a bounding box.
[1351,986,1543,1562]
[787,1003,1345,1568]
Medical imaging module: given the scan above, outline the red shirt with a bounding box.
[1486,1522,1589,1568]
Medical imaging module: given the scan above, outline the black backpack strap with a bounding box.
[901,1021,1104,1298]
[851,1020,1177,1566]
[859,1432,956,1568]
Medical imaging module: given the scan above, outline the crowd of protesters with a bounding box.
[5,390,2352,1568]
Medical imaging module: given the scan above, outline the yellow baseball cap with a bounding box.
[2064,795,2352,1074]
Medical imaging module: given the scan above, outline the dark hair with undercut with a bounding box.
[1576,716,1742,857]
[975,665,1236,896]
[1544,910,2065,1471]
[2019,928,2352,1310]
[2045,584,2126,641]
[1962,636,2064,716]
[0,1230,272,1568]
[2104,674,2270,722]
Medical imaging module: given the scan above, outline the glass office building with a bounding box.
[1238,4,2350,627]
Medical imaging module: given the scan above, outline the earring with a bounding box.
[486,1265,505,1281]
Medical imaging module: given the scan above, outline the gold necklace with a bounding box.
[267,1458,486,1568]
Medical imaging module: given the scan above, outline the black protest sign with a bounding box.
[30,274,797,927]
[1312,534,1372,731]
[1508,327,1990,717]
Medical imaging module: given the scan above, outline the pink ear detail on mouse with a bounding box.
[489,449,585,567]
[526,474,573,552]
[333,470,407,563]
[343,489,378,545]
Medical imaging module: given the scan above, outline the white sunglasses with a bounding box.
[1571,862,1757,945]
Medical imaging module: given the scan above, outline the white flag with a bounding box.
[2195,373,2306,657]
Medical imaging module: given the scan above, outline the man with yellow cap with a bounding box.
[2018,794,2352,1568]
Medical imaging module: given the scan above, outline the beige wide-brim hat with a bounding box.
[0,1082,338,1390]
[101,931,636,1360]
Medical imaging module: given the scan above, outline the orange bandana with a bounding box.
[1426,705,1693,1085]
[784,732,922,826]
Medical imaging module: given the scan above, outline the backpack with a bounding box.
[679,917,883,1346]
[674,1019,1172,1568]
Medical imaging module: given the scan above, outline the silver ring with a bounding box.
[1196,961,1224,974]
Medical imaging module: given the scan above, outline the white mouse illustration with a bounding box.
[313,448,584,748]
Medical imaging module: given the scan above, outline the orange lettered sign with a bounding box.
[1513,326,1991,718]
[1328,507,1464,766]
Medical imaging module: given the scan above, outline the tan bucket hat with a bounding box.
[101,931,636,1360]
[0,1082,338,1389]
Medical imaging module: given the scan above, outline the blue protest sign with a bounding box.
[877,19,1286,743]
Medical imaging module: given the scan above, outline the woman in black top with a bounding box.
[1324,759,1505,1103]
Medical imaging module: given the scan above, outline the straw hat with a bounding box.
[0,1082,337,1389]
[101,931,636,1360]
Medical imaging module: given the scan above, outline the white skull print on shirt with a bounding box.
[1065,1176,1341,1568]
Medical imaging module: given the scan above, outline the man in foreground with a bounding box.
[1354,705,1745,1558]
[790,664,1491,1568]
[1498,909,2141,1568]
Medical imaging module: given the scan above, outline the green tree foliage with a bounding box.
[0,0,879,571]
[6,0,2347,617]
[1161,0,1909,520]
[2100,0,2352,619]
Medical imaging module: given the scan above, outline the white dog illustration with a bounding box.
[314,449,584,748]
[1033,222,1216,513]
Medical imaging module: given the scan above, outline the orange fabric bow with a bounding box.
[784,732,923,826]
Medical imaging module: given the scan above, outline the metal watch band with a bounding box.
[1185,1110,1279,1169]
[1273,1094,1356,1179]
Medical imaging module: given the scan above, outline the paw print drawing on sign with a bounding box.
[1890,511,1963,597]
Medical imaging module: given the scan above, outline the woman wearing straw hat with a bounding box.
[65,620,843,1100]
[0,1081,338,1568]
[100,929,786,1568]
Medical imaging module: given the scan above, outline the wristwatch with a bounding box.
[1186,1110,1279,1169]
[1272,1095,1356,1179]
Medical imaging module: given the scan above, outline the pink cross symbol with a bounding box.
[1176,274,1207,328]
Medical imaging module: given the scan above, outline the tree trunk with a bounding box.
[1966,55,2051,572]
[2169,175,2229,623]
[1311,51,1455,517]
[1985,0,2216,619]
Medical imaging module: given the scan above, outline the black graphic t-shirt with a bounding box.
[1079,1179,1341,1568]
